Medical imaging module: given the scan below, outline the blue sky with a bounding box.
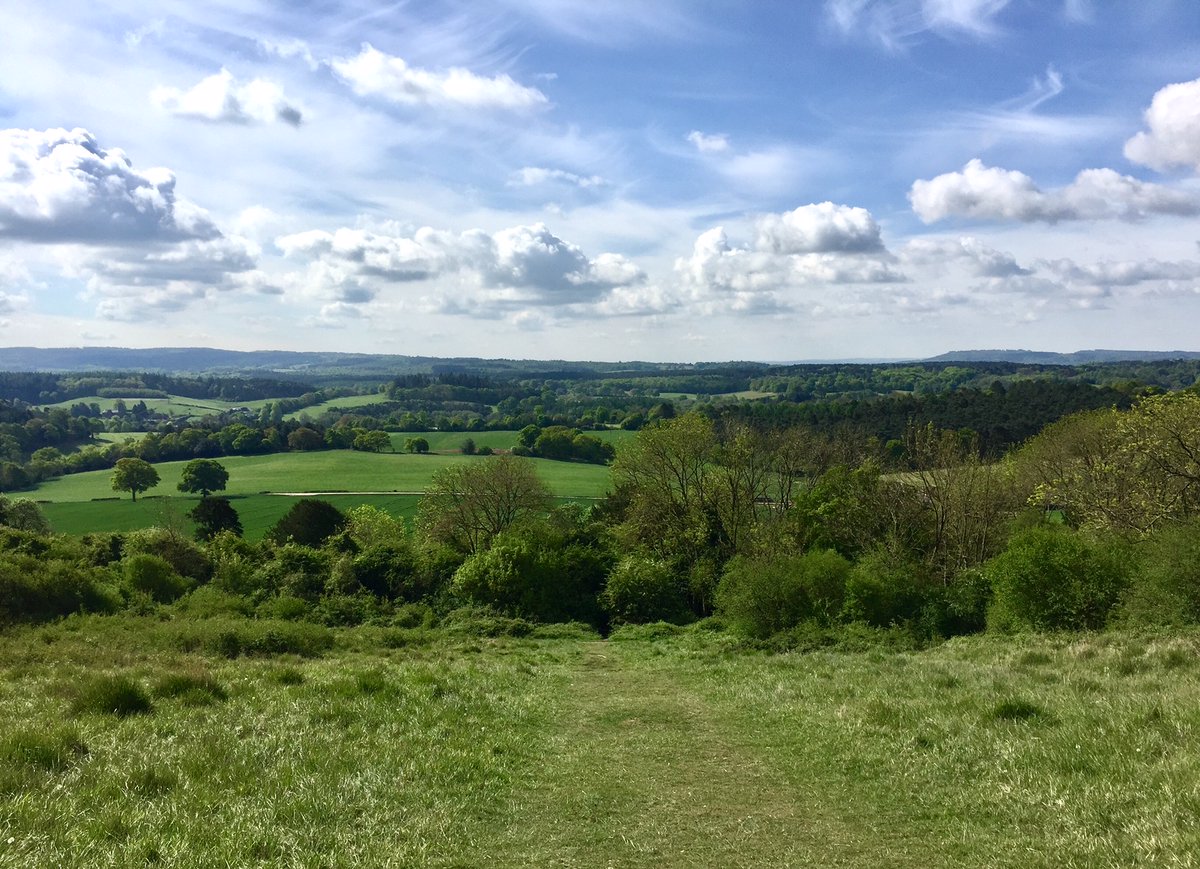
[1,0,1199,360]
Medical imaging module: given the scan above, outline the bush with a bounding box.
[173,586,255,619]
[599,554,688,626]
[124,527,211,582]
[124,554,193,603]
[70,675,154,717]
[716,550,851,639]
[842,548,932,628]
[985,525,1131,632]
[267,499,346,547]
[1119,521,1200,626]
[0,555,120,626]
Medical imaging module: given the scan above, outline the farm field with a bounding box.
[387,428,635,453]
[0,620,1196,867]
[28,451,612,537]
[284,392,392,419]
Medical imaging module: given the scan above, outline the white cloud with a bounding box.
[151,69,304,127]
[509,166,607,188]
[755,202,884,254]
[0,127,220,243]
[686,130,730,153]
[910,159,1200,223]
[825,0,1011,49]
[676,204,905,316]
[278,220,651,317]
[1124,78,1200,173]
[902,236,1029,276]
[259,38,320,71]
[331,44,548,111]
[1041,257,1200,290]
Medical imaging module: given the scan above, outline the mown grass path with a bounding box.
[478,641,845,867]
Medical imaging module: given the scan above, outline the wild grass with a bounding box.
[0,617,1197,866]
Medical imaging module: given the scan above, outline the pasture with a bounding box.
[0,619,1195,867]
[29,450,612,537]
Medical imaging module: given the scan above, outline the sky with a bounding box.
[1,0,1199,362]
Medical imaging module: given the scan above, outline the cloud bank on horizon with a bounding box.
[0,0,1198,360]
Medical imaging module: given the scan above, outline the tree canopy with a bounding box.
[178,459,229,498]
[111,458,159,502]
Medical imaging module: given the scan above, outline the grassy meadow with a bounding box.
[29,450,613,537]
[0,618,1196,867]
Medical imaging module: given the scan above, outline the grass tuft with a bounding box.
[991,697,1049,722]
[0,726,88,771]
[152,671,229,706]
[70,674,155,717]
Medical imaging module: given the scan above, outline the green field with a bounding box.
[0,619,1196,867]
[285,392,392,419]
[29,451,612,537]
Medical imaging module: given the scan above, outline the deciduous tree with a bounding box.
[111,458,159,502]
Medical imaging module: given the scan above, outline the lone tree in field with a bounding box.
[111,457,160,502]
[417,454,551,554]
[177,459,229,498]
[404,436,430,454]
[189,497,243,541]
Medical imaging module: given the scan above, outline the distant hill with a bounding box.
[926,349,1200,365]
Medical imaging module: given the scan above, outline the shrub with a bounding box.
[173,585,255,619]
[716,550,851,639]
[440,606,534,638]
[124,527,211,582]
[599,554,688,625]
[0,555,120,626]
[1119,520,1200,626]
[842,548,932,628]
[71,675,154,717]
[267,499,346,547]
[985,525,1131,632]
[124,554,193,603]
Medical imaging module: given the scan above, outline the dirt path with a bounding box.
[475,642,853,868]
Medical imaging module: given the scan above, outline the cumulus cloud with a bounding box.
[77,236,261,321]
[1041,257,1200,292]
[902,236,1030,277]
[826,0,1011,49]
[151,69,304,126]
[0,127,220,243]
[509,166,607,188]
[331,44,548,111]
[910,159,1200,223]
[676,204,905,315]
[278,221,652,319]
[686,130,730,153]
[1124,77,1200,173]
[755,202,884,254]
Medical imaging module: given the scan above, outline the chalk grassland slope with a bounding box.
[388,429,635,453]
[0,622,1196,867]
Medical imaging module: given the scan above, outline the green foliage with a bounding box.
[123,553,192,603]
[0,495,51,534]
[267,498,347,547]
[177,459,229,496]
[716,550,851,638]
[152,672,229,706]
[842,548,934,628]
[123,526,211,581]
[600,554,688,626]
[189,496,243,541]
[353,430,391,453]
[0,554,120,625]
[404,436,430,454]
[110,457,159,501]
[70,674,154,717]
[985,525,1131,631]
[1119,521,1200,626]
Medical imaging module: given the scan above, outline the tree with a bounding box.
[178,459,229,498]
[404,436,430,454]
[460,437,477,456]
[189,497,243,541]
[288,427,325,451]
[111,458,159,502]
[417,455,551,554]
[267,498,347,547]
[353,430,392,453]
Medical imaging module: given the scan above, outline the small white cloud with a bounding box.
[686,130,730,153]
[0,127,220,243]
[331,43,548,111]
[259,38,320,71]
[902,236,1029,277]
[509,166,607,188]
[910,159,1200,223]
[755,202,884,254]
[152,69,304,126]
[1124,77,1200,174]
